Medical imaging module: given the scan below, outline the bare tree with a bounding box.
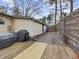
[60,0,63,21]
[12,0,43,17]
[63,0,73,13]
[55,0,57,30]
[13,7,21,15]
[70,0,73,12]
[0,6,5,13]
[49,0,57,31]
[12,0,20,15]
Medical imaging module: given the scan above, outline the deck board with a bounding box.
[14,42,47,59]
[41,45,76,59]
[64,46,77,59]
[0,41,34,59]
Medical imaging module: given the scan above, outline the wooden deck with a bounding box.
[0,41,34,59]
[0,32,77,59]
[38,32,77,59]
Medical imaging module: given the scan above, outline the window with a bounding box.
[0,18,5,24]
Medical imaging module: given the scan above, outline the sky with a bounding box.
[74,0,79,10]
[0,0,79,19]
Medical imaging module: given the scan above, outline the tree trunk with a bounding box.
[70,0,73,12]
[59,0,62,34]
[60,0,62,21]
[54,0,57,32]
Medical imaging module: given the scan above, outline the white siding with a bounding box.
[0,15,46,36]
[0,25,6,32]
[0,17,12,32]
[13,19,42,37]
[44,26,47,32]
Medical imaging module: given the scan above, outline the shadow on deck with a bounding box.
[35,32,77,59]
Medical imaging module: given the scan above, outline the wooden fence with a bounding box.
[58,9,79,52]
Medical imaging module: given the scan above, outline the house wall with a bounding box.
[44,26,47,32]
[13,19,43,37]
[0,15,12,32]
[0,14,46,37]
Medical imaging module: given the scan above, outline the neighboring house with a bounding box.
[0,13,47,37]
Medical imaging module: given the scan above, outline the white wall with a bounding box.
[0,25,6,32]
[44,26,47,32]
[13,19,42,37]
[0,15,46,37]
